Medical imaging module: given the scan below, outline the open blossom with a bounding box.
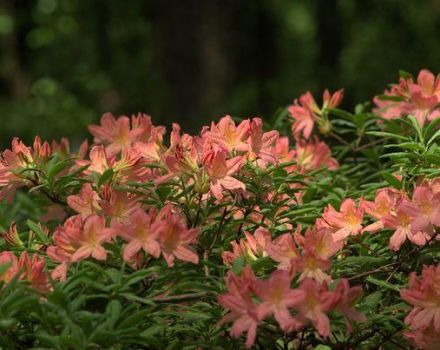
[163,123,201,176]
[289,89,343,139]
[47,215,115,279]
[373,69,440,125]
[246,118,279,167]
[100,185,141,224]
[0,137,51,201]
[255,270,305,332]
[291,278,339,337]
[382,201,429,251]
[0,251,49,291]
[155,204,199,267]
[404,325,440,350]
[67,183,102,217]
[218,267,259,348]
[295,227,342,283]
[222,227,272,266]
[322,199,363,241]
[266,227,300,272]
[292,138,338,173]
[333,279,366,330]
[400,185,440,234]
[401,264,440,333]
[361,188,400,233]
[88,113,165,157]
[203,144,245,200]
[113,208,161,261]
[203,115,250,152]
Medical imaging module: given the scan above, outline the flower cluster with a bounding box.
[2,69,440,349]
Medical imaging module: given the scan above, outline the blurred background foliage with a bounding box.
[1,0,440,147]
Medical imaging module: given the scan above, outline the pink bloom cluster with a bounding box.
[374,69,440,126]
[401,263,440,349]
[0,250,49,291]
[218,266,364,347]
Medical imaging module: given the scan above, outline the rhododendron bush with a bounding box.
[2,69,440,349]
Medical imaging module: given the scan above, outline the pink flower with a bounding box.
[113,208,161,261]
[401,185,440,234]
[218,267,260,348]
[47,215,115,267]
[333,279,367,330]
[67,183,102,217]
[373,69,440,125]
[291,278,339,337]
[100,185,141,224]
[292,138,339,173]
[404,325,440,350]
[322,199,363,241]
[203,115,250,152]
[246,118,279,167]
[203,144,245,200]
[295,227,342,283]
[255,270,305,331]
[222,227,272,266]
[382,201,428,251]
[266,228,300,272]
[289,90,343,139]
[88,113,165,157]
[0,251,20,283]
[401,264,440,332]
[361,188,400,233]
[155,204,199,267]
[2,222,23,247]
[0,137,51,201]
[0,251,49,291]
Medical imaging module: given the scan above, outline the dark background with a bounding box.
[1,0,440,147]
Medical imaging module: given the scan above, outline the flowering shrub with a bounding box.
[2,69,440,349]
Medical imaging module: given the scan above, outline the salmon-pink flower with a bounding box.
[383,201,429,251]
[88,113,165,157]
[100,185,140,224]
[255,270,305,331]
[295,227,342,283]
[47,215,115,267]
[67,183,102,217]
[218,267,260,348]
[203,144,245,200]
[0,137,51,201]
[292,138,338,173]
[373,69,440,125]
[401,264,440,332]
[266,228,300,272]
[0,251,20,283]
[333,279,367,329]
[289,90,343,139]
[114,208,161,261]
[18,251,49,291]
[404,325,440,350]
[361,188,400,233]
[204,115,250,152]
[246,118,279,167]
[155,204,199,267]
[2,222,23,247]
[222,227,271,266]
[291,278,339,337]
[322,199,363,241]
[401,185,440,234]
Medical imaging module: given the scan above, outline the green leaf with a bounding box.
[97,168,114,187]
[380,172,401,190]
[366,131,409,141]
[366,276,400,292]
[27,219,50,244]
[231,256,245,275]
